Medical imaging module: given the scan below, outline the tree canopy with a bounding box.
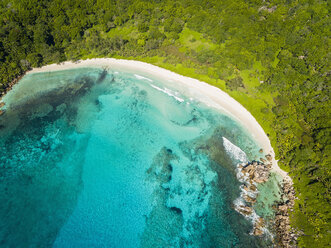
[0,0,330,246]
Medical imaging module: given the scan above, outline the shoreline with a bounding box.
[0,58,295,245]
[27,58,291,182]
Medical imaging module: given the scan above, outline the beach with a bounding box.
[26,58,291,182]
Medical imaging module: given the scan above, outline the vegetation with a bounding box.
[0,0,330,246]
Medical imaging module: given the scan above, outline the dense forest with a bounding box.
[0,0,330,246]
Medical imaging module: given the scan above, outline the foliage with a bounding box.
[0,0,330,246]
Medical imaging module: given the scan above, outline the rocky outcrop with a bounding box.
[235,158,271,237]
[238,160,270,186]
[236,205,253,216]
[234,153,297,247]
[0,102,5,116]
[253,217,265,236]
[274,180,298,247]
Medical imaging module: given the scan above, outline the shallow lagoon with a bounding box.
[0,67,278,247]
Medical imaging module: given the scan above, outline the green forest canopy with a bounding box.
[0,0,330,246]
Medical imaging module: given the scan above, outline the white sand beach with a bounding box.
[22,58,291,181]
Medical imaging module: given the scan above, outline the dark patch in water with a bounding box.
[0,71,103,247]
[184,116,198,125]
[96,69,108,83]
[170,207,182,214]
[168,164,173,172]
[9,76,91,116]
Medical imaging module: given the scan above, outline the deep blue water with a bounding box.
[0,68,272,247]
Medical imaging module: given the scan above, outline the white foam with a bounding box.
[150,84,185,103]
[234,197,269,236]
[134,74,153,82]
[222,137,247,163]
[240,185,258,198]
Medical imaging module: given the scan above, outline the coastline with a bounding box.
[0,58,295,245]
[24,58,291,182]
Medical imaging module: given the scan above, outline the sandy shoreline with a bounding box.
[3,58,291,182]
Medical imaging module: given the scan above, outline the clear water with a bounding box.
[0,68,275,247]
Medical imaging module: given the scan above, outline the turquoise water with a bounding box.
[0,67,274,247]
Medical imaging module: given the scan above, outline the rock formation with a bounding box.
[274,179,298,247]
[235,159,270,237]
[234,153,298,247]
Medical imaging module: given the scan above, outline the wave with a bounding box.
[150,84,185,103]
[222,137,247,163]
[134,74,153,82]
